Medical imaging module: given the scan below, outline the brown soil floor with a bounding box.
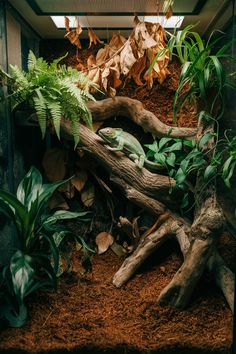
[0,233,234,354]
[0,46,234,354]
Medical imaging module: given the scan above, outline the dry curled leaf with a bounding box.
[71,170,88,192]
[48,191,69,210]
[42,148,66,182]
[58,181,75,199]
[81,183,95,207]
[95,232,114,255]
[64,17,82,49]
[64,16,70,32]
[88,28,104,48]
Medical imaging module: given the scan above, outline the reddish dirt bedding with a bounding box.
[0,234,234,354]
[0,44,233,354]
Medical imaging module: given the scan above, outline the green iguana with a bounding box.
[98,127,163,171]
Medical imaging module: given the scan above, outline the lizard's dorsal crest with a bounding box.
[115,128,123,136]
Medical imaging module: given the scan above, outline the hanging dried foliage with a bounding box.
[64,16,170,96]
[64,16,82,49]
[88,27,104,48]
[85,16,170,96]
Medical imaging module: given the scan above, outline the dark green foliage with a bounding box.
[0,51,98,147]
[145,126,236,209]
[0,167,91,327]
[150,25,236,122]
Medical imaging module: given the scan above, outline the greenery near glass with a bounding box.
[0,166,91,327]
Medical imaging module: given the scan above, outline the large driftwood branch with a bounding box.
[88,97,197,138]
[61,120,181,207]
[176,230,234,312]
[157,119,225,308]
[110,118,233,311]
[113,217,178,288]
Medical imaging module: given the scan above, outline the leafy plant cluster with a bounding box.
[148,25,236,207]
[0,51,98,147]
[0,167,91,327]
[151,24,236,121]
[145,122,236,208]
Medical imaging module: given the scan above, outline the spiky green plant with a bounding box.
[150,25,236,122]
[1,51,98,147]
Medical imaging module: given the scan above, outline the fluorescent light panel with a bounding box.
[51,15,184,29]
[144,16,184,28]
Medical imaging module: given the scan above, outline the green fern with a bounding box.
[33,89,47,138]
[46,100,62,139]
[1,50,98,146]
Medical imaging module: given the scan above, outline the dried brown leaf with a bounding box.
[165,5,173,19]
[88,27,104,48]
[64,16,70,32]
[71,170,88,192]
[81,183,95,207]
[95,232,114,255]
[64,30,82,49]
[42,148,66,182]
[76,17,82,36]
[128,55,146,86]
[109,33,127,49]
[49,191,69,210]
[58,181,75,199]
[92,121,104,133]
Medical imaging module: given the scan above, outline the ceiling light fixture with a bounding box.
[50,15,184,29]
[143,16,184,28]
[51,16,88,28]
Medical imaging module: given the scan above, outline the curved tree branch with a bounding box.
[87,97,197,138]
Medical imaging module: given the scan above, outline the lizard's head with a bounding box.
[98,127,119,142]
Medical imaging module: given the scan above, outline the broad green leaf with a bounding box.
[43,210,91,226]
[223,161,236,188]
[180,159,190,173]
[175,168,186,184]
[1,302,28,328]
[144,140,159,153]
[181,192,189,209]
[199,132,215,149]
[17,166,42,209]
[163,141,182,153]
[0,189,28,239]
[10,250,34,301]
[154,153,166,165]
[166,153,176,167]
[204,165,217,181]
[183,139,195,148]
[158,137,173,150]
[43,234,59,273]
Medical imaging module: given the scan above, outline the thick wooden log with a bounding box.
[61,120,180,206]
[110,175,169,213]
[157,118,225,308]
[87,97,197,138]
[113,217,178,288]
[175,229,234,312]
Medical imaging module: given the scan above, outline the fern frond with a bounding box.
[33,89,47,138]
[10,65,28,87]
[28,50,37,72]
[46,100,62,140]
[79,106,93,129]
[70,118,80,148]
[61,79,89,112]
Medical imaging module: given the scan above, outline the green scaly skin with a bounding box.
[98,127,163,171]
